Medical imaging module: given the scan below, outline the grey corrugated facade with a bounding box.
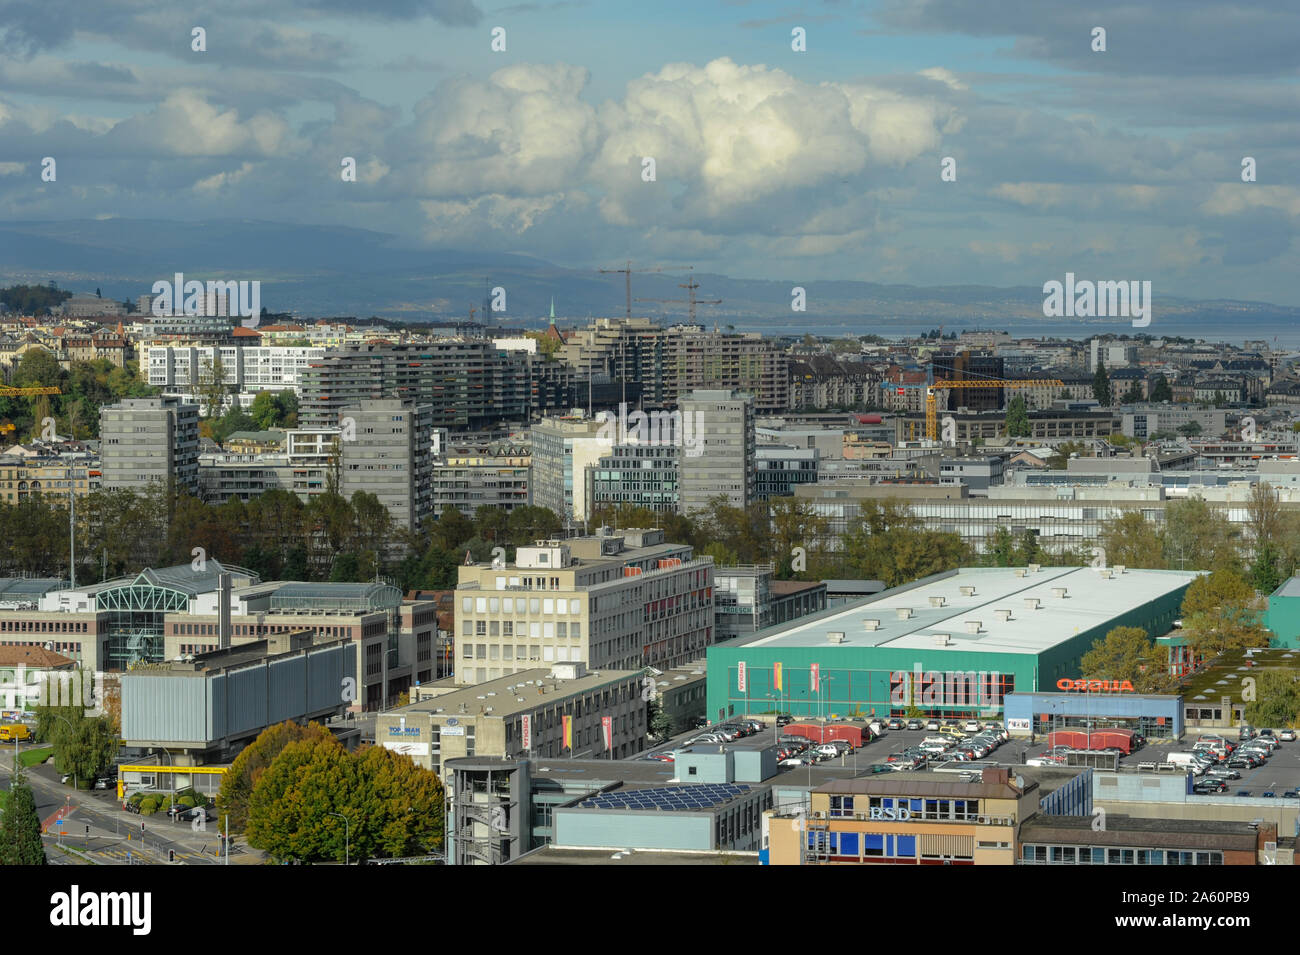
[122,641,355,751]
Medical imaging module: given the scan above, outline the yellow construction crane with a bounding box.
[0,384,62,439]
[925,378,1064,440]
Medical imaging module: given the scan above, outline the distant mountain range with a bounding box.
[3,218,1299,342]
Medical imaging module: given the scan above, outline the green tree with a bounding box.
[1079,625,1175,694]
[648,698,674,740]
[1098,510,1166,569]
[841,500,968,588]
[1177,420,1203,437]
[217,720,335,832]
[1243,671,1300,730]
[989,526,1016,567]
[245,735,443,863]
[198,355,229,418]
[1121,382,1143,404]
[1249,542,1282,595]
[1179,569,1270,658]
[1150,375,1172,402]
[1092,361,1111,405]
[0,773,46,865]
[1163,497,1238,572]
[52,714,119,788]
[1004,396,1029,437]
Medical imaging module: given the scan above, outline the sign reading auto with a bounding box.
[1056,679,1135,692]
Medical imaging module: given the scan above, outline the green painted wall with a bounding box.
[1263,597,1300,649]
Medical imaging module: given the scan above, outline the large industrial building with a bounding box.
[706,566,1199,723]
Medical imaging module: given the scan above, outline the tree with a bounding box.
[1249,543,1282,595]
[1079,626,1175,694]
[1092,360,1111,405]
[1246,481,1282,557]
[648,697,673,740]
[52,715,119,787]
[1179,569,1270,658]
[1243,671,1300,730]
[1121,382,1143,404]
[0,773,46,865]
[217,720,335,832]
[198,355,229,418]
[1163,497,1239,572]
[245,734,443,863]
[1047,440,1087,470]
[1005,396,1029,437]
[1098,510,1166,569]
[1177,420,1203,437]
[989,526,1016,567]
[1150,375,1172,402]
[841,500,968,588]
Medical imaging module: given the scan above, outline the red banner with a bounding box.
[602,716,613,751]
[521,714,532,750]
[810,663,820,693]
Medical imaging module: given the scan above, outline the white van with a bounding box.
[1165,751,1205,768]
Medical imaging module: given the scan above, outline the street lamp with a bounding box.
[328,811,350,866]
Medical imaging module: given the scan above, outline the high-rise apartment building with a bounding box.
[338,399,435,533]
[677,389,755,514]
[529,415,611,524]
[99,396,200,496]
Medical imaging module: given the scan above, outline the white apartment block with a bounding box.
[454,529,715,686]
[142,344,327,398]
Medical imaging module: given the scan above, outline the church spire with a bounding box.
[549,297,555,323]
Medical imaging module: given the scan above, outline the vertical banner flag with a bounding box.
[602,716,613,751]
[521,714,532,751]
[810,663,820,693]
[562,714,572,751]
[773,662,783,691]
[737,661,747,692]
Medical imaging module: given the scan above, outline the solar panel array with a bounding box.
[579,783,751,812]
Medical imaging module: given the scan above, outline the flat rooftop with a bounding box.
[388,667,642,721]
[1021,814,1263,850]
[739,567,1199,656]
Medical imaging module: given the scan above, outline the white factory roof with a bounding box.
[742,566,1200,656]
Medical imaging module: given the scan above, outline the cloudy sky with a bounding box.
[1,0,1297,304]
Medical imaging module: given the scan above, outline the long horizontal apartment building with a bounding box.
[454,528,715,684]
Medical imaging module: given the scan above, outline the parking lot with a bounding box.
[644,719,1300,797]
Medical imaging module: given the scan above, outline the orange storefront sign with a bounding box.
[1056,679,1135,692]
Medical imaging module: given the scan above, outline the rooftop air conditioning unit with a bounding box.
[1052,587,1068,598]
[1028,563,1041,573]
[959,586,976,596]
[1024,598,1041,610]
[1099,569,1113,579]
[896,608,913,620]
[864,620,880,631]
[1114,564,1126,574]
[995,609,1012,622]
[933,634,951,647]
[965,621,981,634]
[827,632,846,644]
[929,596,946,607]
[1014,569,1027,577]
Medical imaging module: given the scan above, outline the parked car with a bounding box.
[925,719,941,731]
[1279,729,1297,742]
[1238,724,1255,741]
[1262,791,1277,798]
[906,719,924,731]
[1283,790,1300,798]
[1236,790,1253,797]
[1206,768,1240,780]
[963,721,982,733]
[887,718,904,731]
[775,714,793,726]
[93,777,115,790]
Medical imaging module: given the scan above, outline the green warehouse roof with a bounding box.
[743,566,1200,656]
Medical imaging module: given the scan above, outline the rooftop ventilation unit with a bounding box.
[995,609,1012,622]
[959,586,976,596]
[864,619,880,631]
[1028,563,1041,573]
[896,608,913,620]
[1099,569,1113,579]
[827,632,846,644]
[1014,569,1027,578]
[933,633,951,647]
[965,620,981,634]
[1115,565,1126,574]
[1052,587,1068,598]
[1025,597,1041,610]
[929,596,946,608]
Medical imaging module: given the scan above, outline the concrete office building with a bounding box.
[530,415,610,524]
[678,389,755,514]
[755,446,818,499]
[376,662,646,778]
[338,398,434,533]
[707,566,1198,723]
[99,396,199,496]
[587,441,679,514]
[143,344,326,408]
[713,565,827,641]
[0,563,439,711]
[454,528,715,684]
[120,633,356,762]
[1120,405,1227,440]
